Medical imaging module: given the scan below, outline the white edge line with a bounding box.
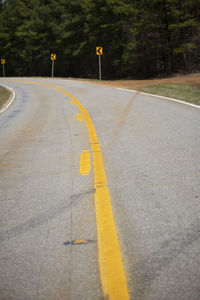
[60,80,200,109]
[0,84,16,114]
[117,87,200,109]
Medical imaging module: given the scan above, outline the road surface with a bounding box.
[0,78,200,300]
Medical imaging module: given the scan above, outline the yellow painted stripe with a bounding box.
[12,80,130,300]
[69,95,129,300]
[73,240,88,244]
[55,87,67,92]
[76,113,83,122]
[80,150,91,175]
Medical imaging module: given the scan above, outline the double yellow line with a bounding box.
[15,80,130,300]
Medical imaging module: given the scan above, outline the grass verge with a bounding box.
[140,84,200,106]
[63,75,200,106]
[0,86,11,110]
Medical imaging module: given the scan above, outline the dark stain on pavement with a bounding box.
[0,189,96,243]
[131,219,200,298]
[106,93,139,152]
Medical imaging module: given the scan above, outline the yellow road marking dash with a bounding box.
[71,100,75,104]
[76,113,83,122]
[80,150,91,175]
[55,87,66,92]
[73,240,88,244]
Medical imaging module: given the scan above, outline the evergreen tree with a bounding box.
[0,0,199,78]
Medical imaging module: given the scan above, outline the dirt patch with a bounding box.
[74,74,200,91]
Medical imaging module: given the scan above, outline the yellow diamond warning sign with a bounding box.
[51,54,56,60]
[96,47,103,55]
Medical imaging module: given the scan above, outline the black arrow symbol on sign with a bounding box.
[97,48,102,55]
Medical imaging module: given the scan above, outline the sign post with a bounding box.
[96,47,103,80]
[1,59,5,77]
[51,54,56,78]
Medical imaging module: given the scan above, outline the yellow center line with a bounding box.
[11,80,130,300]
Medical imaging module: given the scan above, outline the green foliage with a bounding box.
[0,0,199,78]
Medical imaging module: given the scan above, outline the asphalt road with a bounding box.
[0,78,200,300]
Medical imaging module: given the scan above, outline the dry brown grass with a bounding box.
[81,74,200,91]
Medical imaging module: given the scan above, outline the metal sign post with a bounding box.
[99,55,101,81]
[51,54,56,78]
[51,59,54,78]
[96,47,103,80]
[1,59,5,77]
[2,64,5,77]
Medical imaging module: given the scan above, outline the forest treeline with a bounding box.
[0,0,200,79]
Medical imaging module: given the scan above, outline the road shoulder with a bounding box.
[0,84,15,114]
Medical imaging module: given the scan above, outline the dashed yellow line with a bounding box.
[12,80,130,300]
[80,150,91,175]
[72,239,89,245]
[76,113,83,122]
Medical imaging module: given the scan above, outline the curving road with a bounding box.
[0,78,200,300]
